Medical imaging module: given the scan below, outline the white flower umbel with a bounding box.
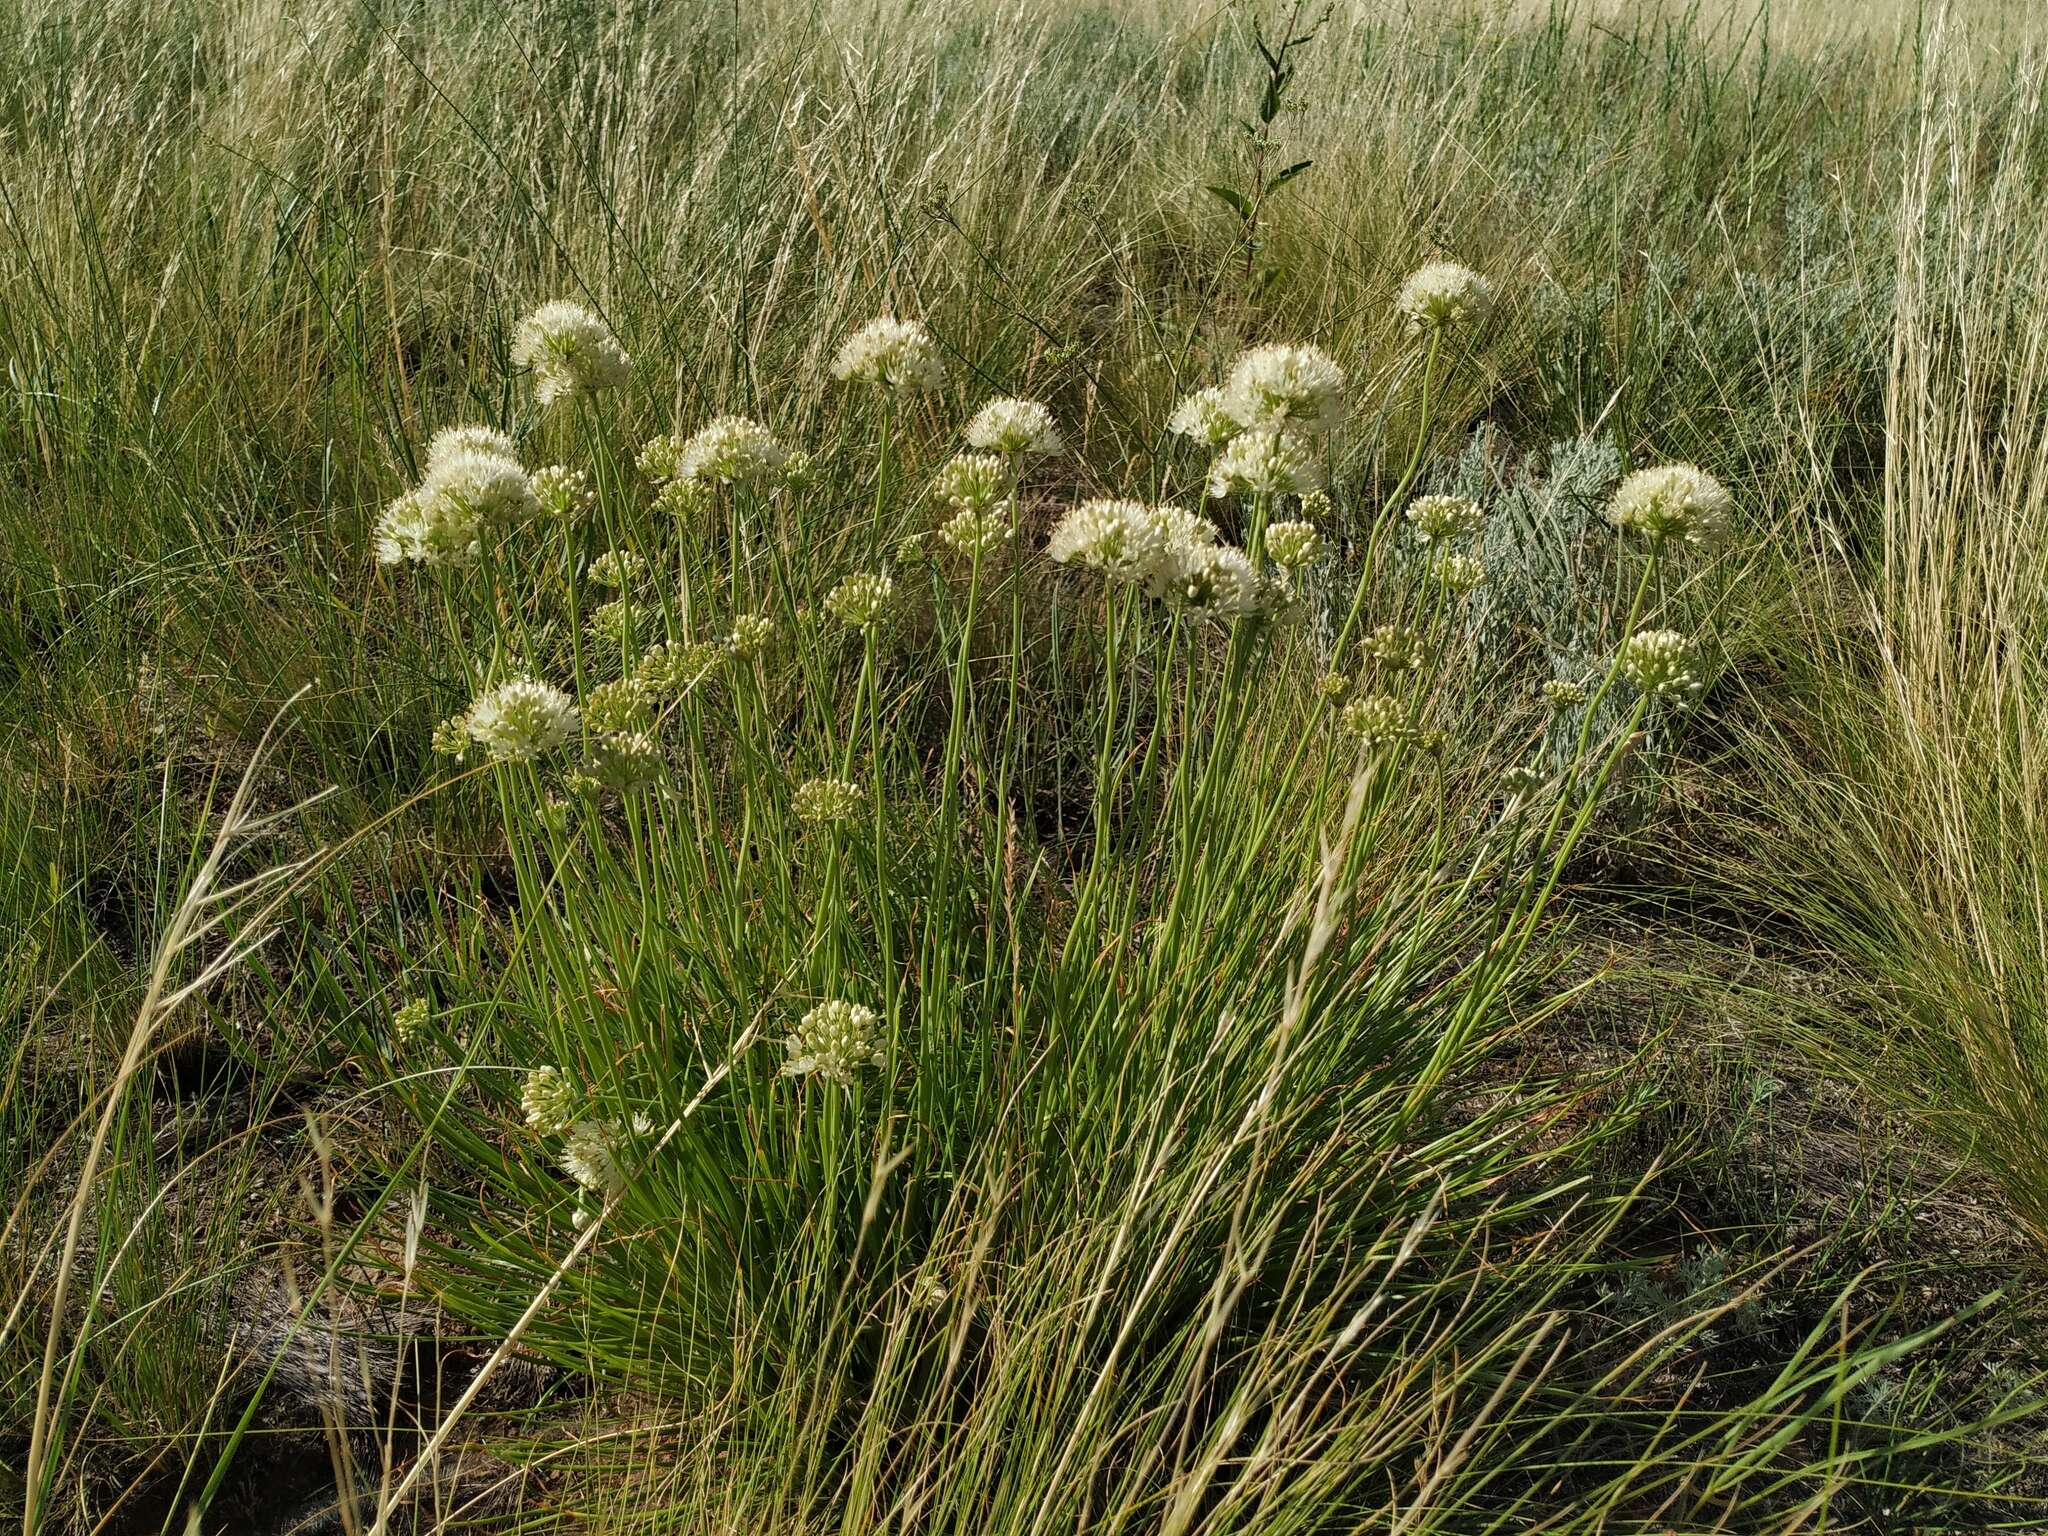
[939,508,1009,558]
[377,442,541,568]
[587,549,645,589]
[578,730,662,795]
[933,453,1011,512]
[463,677,579,762]
[783,999,887,1087]
[793,777,862,825]
[1208,430,1322,500]
[1264,520,1325,569]
[391,998,431,1052]
[1396,262,1494,335]
[1542,678,1588,710]
[426,425,518,472]
[1048,499,1166,580]
[559,1116,649,1199]
[1167,386,1240,449]
[728,614,775,659]
[1607,463,1732,546]
[1432,552,1486,593]
[513,300,630,406]
[1619,629,1704,705]
[1339,693,1409,748]
[965,398,1063,458]
[1157,543,1260,621]
[676,416,789,488]
[522,1066,576,1135]
[831,316,945,393]
[1222,344,1347,435]
[1405,493,1484,544]
[532,465,594,519]
[1362,624,1428,673]
[825,572,894,629]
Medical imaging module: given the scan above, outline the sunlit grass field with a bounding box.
[7,0,2048,1530]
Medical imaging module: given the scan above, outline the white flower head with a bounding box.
[559,1115,650,1198]
[825,572,894,629]
[391,998,431,1052]
[1542,678,1588,710]
[1396,262,1494,334]
[374,490,455,567]
[933,453,1011,512]
[1047,499,1165,581]
[578,730,662,795]
[532,465,594,518]
[522,1066,576,1135]
[513,300,630,406]
[1362,624,1428,673]
[1432,552,1486,593]
[1208,430,1322,500]
[793,776,862,825]
[426,425,518,473]
[1167,386,1241,449]
[1222,344,1347,435]
[965,398,1063,458]
[1618,629,1704,705]
[587,549,645,589]
[1405,494,1484,544]
[728,614,775,659]
[783,1000,887,1087]
[463,677,579,762]
[1607,464,1733,545]
[1264,520,1325,569]
[832,316,945,393]
[939,508,1010,558]
[1339,693,1409,747]
[676,415,789,488]
[377,445,540,568]
[1158,543,1260,621]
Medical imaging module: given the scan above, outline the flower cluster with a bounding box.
[1396,262,1493,334]
[1542,678,1588,710]
[521,1066,576,1135]
[1432,552,1486,593]
[391,998,430,1052]
[532,464,594,518]
[1264,520,1325,569]
[462,678,579,762]
[825,572,894,629]
[587,549,645,588]
[375,429,538,568]
[939,508,1010,558]
[728,614,775,658]
[793,776,862,825]
[1208,429,1321,500]
[933,453,1010,512]
[1167,387,1240,449]
[1222,343,1347,435]
[1405,493,1484,544]
[1339,693,1410,748]
[783,1000,887,1087]
[674,416,790,488]
[1362,624,1428,673]
[965,398,1063,458]
[1607,463,1732,546]
[636,641,724,695]
[1618,629,1704,705]
[559,1115,650,1200]
[1156,543,1261,621]
[574,730,662,796]
[513,300,630,406]
[832,316,945,392]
